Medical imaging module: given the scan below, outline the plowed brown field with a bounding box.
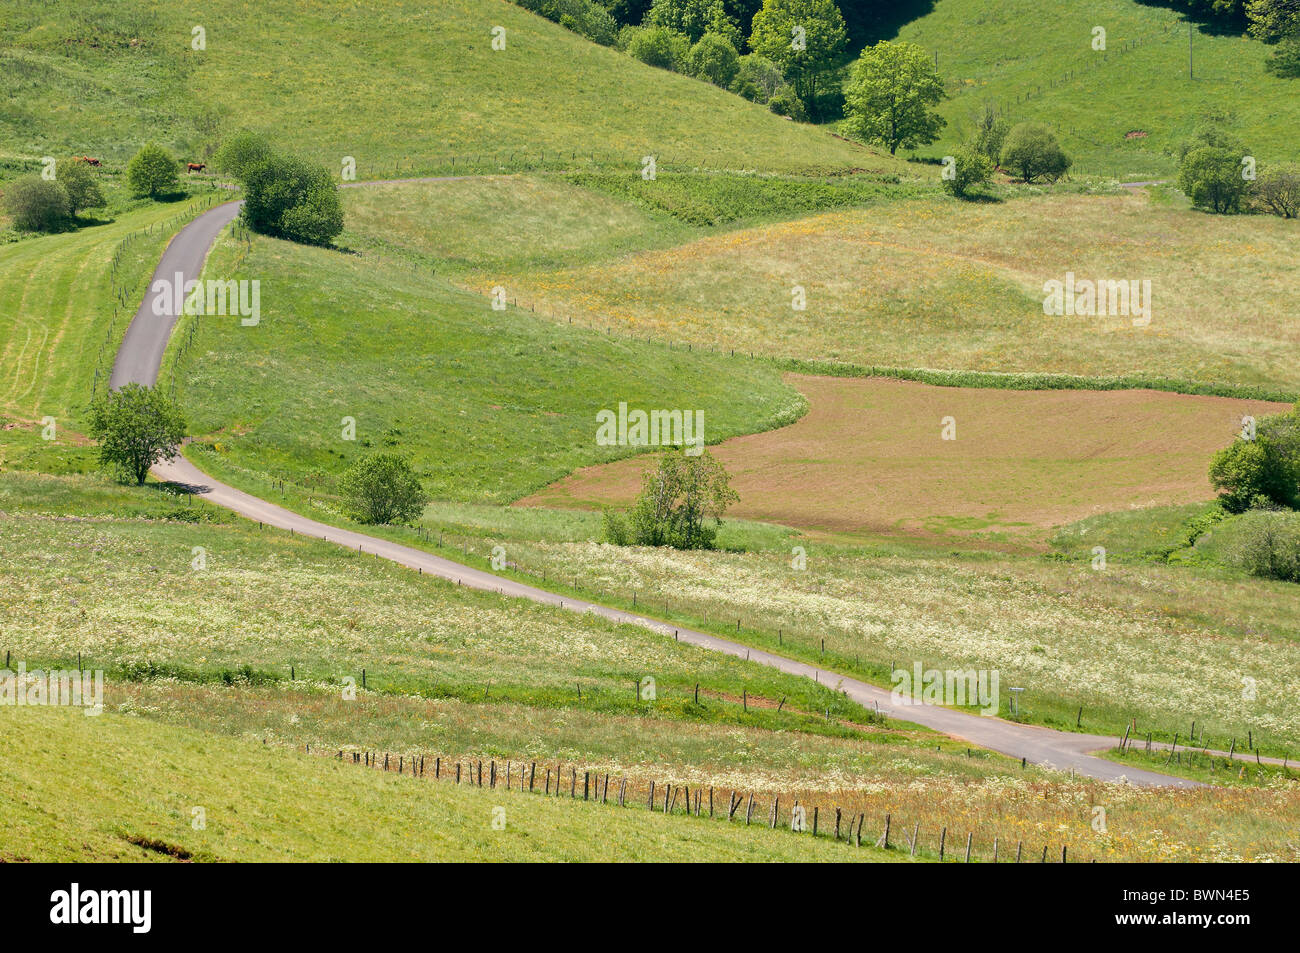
[518,375,1291,536]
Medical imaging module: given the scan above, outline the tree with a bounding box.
[58,159,106,217]
[1263,35,1300,76]
[733,53,786,102]
[943,146,995,198]
[616,451,739,550]
[687,31,741,85]
[339,453,430,525]
[623,24,691,69]
[843,40,946,155]
[127,143,180,198]
[1178,146,1250,213]
[3,176,70,232]
[748,0,848,118]
[969,102,1009,163]
[1255,163,1300,216]
[648,0,737,44]
[1247,0,1300,42]
[213,130,274,179]
[1208,406,1300,512]
[241,154,344,246]
[87,383,187,485]
[999,122,1072,183]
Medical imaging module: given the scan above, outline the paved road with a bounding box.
[112,185,1203,788]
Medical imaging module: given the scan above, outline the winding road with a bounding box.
[111,183,1209,788]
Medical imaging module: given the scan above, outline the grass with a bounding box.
[170,193,806,504]
[0,186,220,467]
[520,373,1288,537]
[0,0,899,177]
[484,189,1300,393]
[0,705,900,862]
[892,0,1300,178]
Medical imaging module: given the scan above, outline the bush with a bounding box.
[127,143,180,198]
[943,146,995,198]
[213,130,274,179]
[516,0,619,45]
[58,159,106,216]
[3,176,70,232]
[87,383,187,485]
[1254,163,1300,218]
[1231,511,1300,582]
[647,0,736,44]
[969,103,1009,163]
[1208,405,1300,512]
[339,453,430,525]
[1263,36,1300,78]
[614,451,738,550]
[624,24,690,70]
[768,86,805,120]
[686,31,740,87]
[1178,146,1250,213]
[241,154,344,246]
[1000,123,1072,183]
[733,54,785,104]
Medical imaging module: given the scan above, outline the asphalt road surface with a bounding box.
[112,185,1206,788]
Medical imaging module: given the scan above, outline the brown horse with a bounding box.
[186,162,206,173]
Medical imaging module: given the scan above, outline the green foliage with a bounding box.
[999,122,1071,183]
[733,53,785,102]
[515,0,620,45]
[767,86,806,120]
[843,40,946,155]
[57,159,106,216]
[339,453,430,525]
[648,0,737,44]
[617,450,739,549]
[687,31,741,86]
[213,129,274,179]
[1208,407,1300,512]
[86,383,187,485]
[1254,163,1300,216]
[3,175,70,231]
[942,146,994,197]
[1248,0,1300,42]
[1263,35,1300,75]
[968,102,1009,163]
[748,0,847,117]
[241,153,344,246]
[1178,146,1251,212]
[623,24,691,69]
[126,143,180,198]
[1231,510,1300,581]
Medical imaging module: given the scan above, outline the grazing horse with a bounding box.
[186,162,206,172]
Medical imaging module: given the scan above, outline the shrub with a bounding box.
[624,24,690,70]
[339,453,430,525]
[999,123,1072,183]
[241,154,344,246]
[58,159,106,216]
[969,103,1009,163]
[127,143,180,198]
[1263,36,1300,78]
[516,0,619,45]
[3,176,70,232]
[943,145,995,198]
[768,86,805,120]
[687,31,740,87]
[1254,163,1300,217]
[1231,511,1300,582]
[87,383,187,485]
[1178,146,1250,213]
[733,54,785,104]
[647,0,736,44]
[616,451,738,550]
[1208,405,1300,512]
[213,130,274,179]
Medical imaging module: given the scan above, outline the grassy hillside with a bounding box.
[0,0,900,176]
[486,188,1300,393]
[0,706,900,862]
[893,0,1300,177]
[171,185,806,504]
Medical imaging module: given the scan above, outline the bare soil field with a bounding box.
[519,375,1290,536]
